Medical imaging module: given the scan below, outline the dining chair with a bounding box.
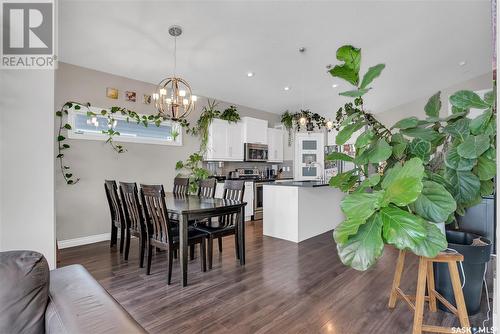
[194,180,245,269]
[197,178,216,198]
[104,180,126,253]
[173,177,190,195]
[119,182,147,267]
[140,184,208,284]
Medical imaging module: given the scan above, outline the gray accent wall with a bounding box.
[376,72,493,127]
[55,62,280,241]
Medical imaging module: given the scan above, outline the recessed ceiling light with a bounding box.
[332,84,338,88]
[247,72,254,77]
[459,61,467,66]
[284,86,290,91]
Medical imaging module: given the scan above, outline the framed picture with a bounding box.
[106,87,118,99]
[125,91,136,102]
[143,94,152,105]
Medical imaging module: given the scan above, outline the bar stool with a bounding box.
[388,249,470,334]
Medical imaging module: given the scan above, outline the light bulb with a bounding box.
[299,117,307,126]
[113,120,118,128]
[179,90,186,97]
[191,95,197,102]
[94,121,99,127]
[183,98,189,105]
[159,88,166,96]
[91,117,97,124]
[166,98,172,104]
[86,119,91,125]
[152,93,159,100]
[326,120,333,129]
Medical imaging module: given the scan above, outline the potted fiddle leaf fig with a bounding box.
[327,44,495,315]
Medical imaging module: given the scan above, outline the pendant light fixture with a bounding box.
[152,25,197,121]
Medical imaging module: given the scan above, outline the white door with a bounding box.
[294,132,324,181]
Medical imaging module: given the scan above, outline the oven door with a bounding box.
[253,182,263,220]
[245,143,268,162]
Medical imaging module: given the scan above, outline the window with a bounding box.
[67,107,182,146]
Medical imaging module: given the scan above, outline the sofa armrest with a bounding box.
[46,264,146,334]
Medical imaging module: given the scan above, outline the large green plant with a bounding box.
[328,45,496,271]
[175,152,210,194]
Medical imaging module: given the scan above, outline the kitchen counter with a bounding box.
[263,183,345,243]
[267,180,328,187]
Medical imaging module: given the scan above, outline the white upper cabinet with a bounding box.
[205,119,244,161]
[242,117,268,144]
[267,128,284,162]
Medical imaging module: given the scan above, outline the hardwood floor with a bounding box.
[59,221,489,333]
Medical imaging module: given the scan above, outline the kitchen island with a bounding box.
[263,181,345,243]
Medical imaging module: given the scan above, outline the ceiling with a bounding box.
[59,1,493,117]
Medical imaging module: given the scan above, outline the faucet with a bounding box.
[306,161,324,183]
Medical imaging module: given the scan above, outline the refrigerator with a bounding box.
[324,144,356,183]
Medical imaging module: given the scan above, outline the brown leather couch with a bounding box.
[0,251,146,334]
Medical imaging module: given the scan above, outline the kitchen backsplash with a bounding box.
[205,161,293,179]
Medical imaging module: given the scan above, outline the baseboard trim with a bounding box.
[58,233,111,249]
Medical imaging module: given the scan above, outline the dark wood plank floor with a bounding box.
[59,221,489,333]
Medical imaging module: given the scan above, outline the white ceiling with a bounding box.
[59,1,492,117]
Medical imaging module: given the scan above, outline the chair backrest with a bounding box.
[223,180,245,201]
[173,177,189,195]
[197,178,216,198]
[140,184,173,244]
[119,182,145,234]
[104,180,124,225]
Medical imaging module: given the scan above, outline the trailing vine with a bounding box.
[280,109,327,132]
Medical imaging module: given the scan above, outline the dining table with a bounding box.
[164,193,247,287]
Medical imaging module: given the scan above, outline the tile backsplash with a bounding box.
[205,160,293,179]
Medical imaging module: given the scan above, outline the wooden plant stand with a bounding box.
[388,250,470,334]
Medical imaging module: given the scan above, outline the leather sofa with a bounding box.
[0,250,146,334]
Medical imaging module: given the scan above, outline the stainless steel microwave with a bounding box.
[244,143,268,162]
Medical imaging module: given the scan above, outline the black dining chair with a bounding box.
[140,184,208,284]
[104,180,126,253]
[197,178,217,198]
[119,182,147,267]
[173,177,190,195]
[194,180,245,269]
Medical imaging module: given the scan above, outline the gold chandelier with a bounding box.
[153,25,197,121]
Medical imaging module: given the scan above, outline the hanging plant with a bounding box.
[280,109,326,133]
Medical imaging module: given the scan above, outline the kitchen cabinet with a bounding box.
[205,119,244,161]
[215,181,254,221]
[267,128,284,162]
[242,117,268,144]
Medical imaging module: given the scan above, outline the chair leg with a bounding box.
[412,257,428,334]
[146,243,153,275]
[110,224,117,247]
[448,261,470,328]
[388,250,406,308]
[119,228,125,253]
[190,244,195,260]
[426,261,437,312]
[218,237,223,253]
[139,235,146,268]
[208,236,213,270]
[124,228,131,261]
[167,247,173,285]
[234,231,239,260]
[200,240,207,272]
[173,249,178,259]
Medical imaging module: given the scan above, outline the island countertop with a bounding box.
[266,180,329,187]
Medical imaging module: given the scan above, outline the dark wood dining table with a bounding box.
[164,193,246,287]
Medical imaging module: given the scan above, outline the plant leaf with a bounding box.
[409,138,431,163]
[392,117,419,130]
[329,65,359,86]
[339,88,371,97]
[424,91,442,118]
[469,109,492,135]
[333,218,366,244]
[380,206,427,251]
[336,213,384,271]
[367,139,392,163]
[354,174,381,193]
[336,45,361,73]
[480,180,494,196]
[401,127,444,143]
[412,181,456,223]
[355,129,374,149]
[329,170,359,192]
[336,122,364,145]
[476,155,496,181]
[449,90,490,109]
[456,135,490,159]
[381,158,424,206]
[360,64,385,89]
[444,146,476,171]
[411,222,448,258]
[326,152,353,162]
[483,90,495,106]
[444,168,481,203]
[340,190,385,221]
[443,118,470,141]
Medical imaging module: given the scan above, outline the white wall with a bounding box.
[0,70,56,269]
[376,72,493,127]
